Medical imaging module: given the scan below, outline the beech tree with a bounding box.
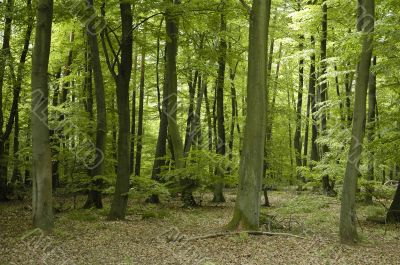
[228,0,270,230]
[31,0,54,230]
[339,0,375,244]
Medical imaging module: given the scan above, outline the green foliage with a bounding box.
[160,150,238,195]
[128,175,170,202]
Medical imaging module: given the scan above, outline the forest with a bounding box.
[0,0,399,264]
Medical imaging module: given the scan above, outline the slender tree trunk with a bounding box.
[365,56,377,204]
[340,0,374,244]
[0,0,14,201]
[309,36,319,165]
[228,0,270,231]
[149,47,167,204]
[204,84,213,154]
[228,63,239,173]
[294,35,304,179]
[263,41,281,206]
[130,52,138,175]
[320,0,334,194]
[31,0,54,231]
[183,70,198,155]
[134,50,145,176]
[11,107,20,186]
[84,0,107,209]
[213,0,228,203]
[109,3,133,220]
[287,88,294,182]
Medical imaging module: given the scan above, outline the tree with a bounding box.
[135,49,146,177]
[227,0,270,231]
[387,181,400,223]
[31,0,54,230]
[0,0,14,201]
[103,2,133,220]
[213,0,228,203]
[84,0,107,209]
[339,0,375,244]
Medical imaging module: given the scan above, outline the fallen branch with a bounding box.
[186,231,306,241]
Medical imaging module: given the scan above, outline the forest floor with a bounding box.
[1,190,399,265]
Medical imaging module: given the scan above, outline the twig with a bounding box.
[185,231,306,241]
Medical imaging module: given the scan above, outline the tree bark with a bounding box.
[320,0,334,194]
[108,3,133,220]
[339,0,374,244]
[31,0,54,231]
[84,0,107,209]
[294,35,304,181]
[365,56,377,204]
[134,49,145,176]
[228,0,270,231]
[0,0,14,201]
[213,0,228,203]
[309,36,319,165]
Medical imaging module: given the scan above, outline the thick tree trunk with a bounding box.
[340,0,374,244]
[84,0,107,209]
[134,50,145,176]
[228,0,270,231]
[31,0,54,230]
[109,3,133,220]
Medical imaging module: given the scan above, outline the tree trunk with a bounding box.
[365,56,377,204]
[294,35,304,180]
[213,0,228,203]
[183,70,198,155]
[339,0,374,244]
[164,0,190,206]
[130,52,138,175]
[108,3,133,220]
[228,0,270,231]
[84,0,107,209]
[387,181,400,223]
[263,41,281,207]
[320,0,334,194]
[0,0,14,201]
[134,50,145,176]
[309,36,319,165]
[31,0,54,231]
